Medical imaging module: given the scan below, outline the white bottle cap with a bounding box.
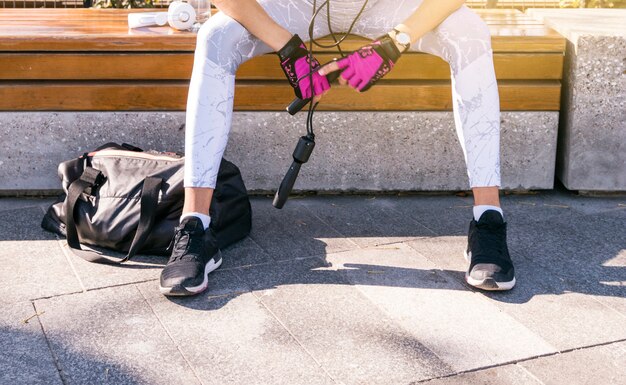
[168,1,197,31]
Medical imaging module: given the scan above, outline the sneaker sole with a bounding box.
[159,251,223,297]
[463,250,516,291]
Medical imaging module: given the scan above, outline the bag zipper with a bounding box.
[87,149,183,162]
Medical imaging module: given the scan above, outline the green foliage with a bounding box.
[93,0,155,9]
[561,0,626,7]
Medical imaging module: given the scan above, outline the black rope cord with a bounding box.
[305,0,369,137]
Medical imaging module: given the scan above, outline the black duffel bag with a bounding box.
[41,142,252,264]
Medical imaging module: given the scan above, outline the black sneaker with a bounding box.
[464,210,516,291]
[159,217,222,296]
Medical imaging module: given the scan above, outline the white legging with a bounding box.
[184,0,501,189]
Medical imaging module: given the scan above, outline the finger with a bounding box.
[300,83,311,99]
[313,81,325,97]
[357,81,370,92]
[336,58,350,70]
[317,61,340,76]
[340,66,356,82]
[338,76,348,86]
[348,76,362,90]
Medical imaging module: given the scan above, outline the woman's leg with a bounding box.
[183,1,331,219]
[162,1,332,296]
[354,2,514,290]
[353,1,502,200]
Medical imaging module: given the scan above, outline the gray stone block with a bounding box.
[526,9,626,191]
[34,285,201,385]
[0,302,63,385]
[136,284,334,385]
[0,207,83,304]
[235,257,453,383]
[0,111,558,192]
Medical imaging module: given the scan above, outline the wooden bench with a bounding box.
[0,8,565,112]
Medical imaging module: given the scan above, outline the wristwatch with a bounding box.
[390,28,411,52]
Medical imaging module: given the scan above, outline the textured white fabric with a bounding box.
[184,0,501,188]
[180,212,212,229]
[473,205,504,221]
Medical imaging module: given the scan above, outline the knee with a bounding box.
[196,13,248,74]
[436,6,492,66]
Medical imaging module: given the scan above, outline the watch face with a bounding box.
[396,32,411,46]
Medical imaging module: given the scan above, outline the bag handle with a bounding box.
[65,168,163,264]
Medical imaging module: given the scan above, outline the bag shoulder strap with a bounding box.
[65,168,162,264]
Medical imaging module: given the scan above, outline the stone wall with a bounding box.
[0,111,558,193]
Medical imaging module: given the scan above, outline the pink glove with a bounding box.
[277,34,330,100]
[337,35,402,92]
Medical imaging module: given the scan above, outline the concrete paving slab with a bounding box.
[544,192,626,216]
[507,209,626,314]
[296,196,433,248]
[137,284,334,385]
[34,285,200,385]
[419,364,541,385]
[386,195,473,236]
[248,198,357,261]
[58,240,166,291]
[0,197,56,211]
[325,243,555,372]
[406,235,626,351]
[520,342,626,385]
[220,235,273,269]
[498,193,578,225]
[0,207,82,304]
[235,257,453,384]
[0,302,63,385]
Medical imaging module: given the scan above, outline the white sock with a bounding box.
[180,212,211,230]
[473,205,504,221]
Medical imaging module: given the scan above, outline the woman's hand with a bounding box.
[277,34,331,102]
[318,35,402,92]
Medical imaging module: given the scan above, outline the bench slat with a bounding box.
[0,52,564,81]
[0,80,561,111]
[0,8,566,53]
[0,34,566,53]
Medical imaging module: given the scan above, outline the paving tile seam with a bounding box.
[331,270,457,380]
[386,195,471,237]
[134,284,206,385]
[514,363,547,385]
[241,234,276,262]
[39,204,88,293]
[0,204,43,212]
[589,292,626,319]
[233,255,452,384]
[26,289,86,303]
[31,301,68,385]
[296,202,362,250]
[414,337,626,384]
[403,240,472,286]
[252,292,340,384]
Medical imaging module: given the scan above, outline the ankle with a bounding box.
[181,212,211,229]
[473,205,503,221]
